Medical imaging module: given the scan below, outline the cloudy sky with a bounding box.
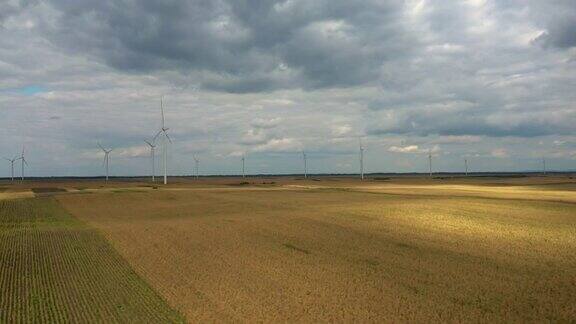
[1,0,575,177]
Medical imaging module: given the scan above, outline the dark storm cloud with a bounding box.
[526,0,576,49]
[367,107,576,138]
[41,0,413,92]
[535,18,576,49]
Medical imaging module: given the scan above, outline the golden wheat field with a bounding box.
[1,176,576,322]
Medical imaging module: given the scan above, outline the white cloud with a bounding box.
[331,124,353,137]
[491,148,509,158]
[388,144,440,154]
[229,151,245,157]
[253,138,300,153]
[389,145,421,153]
[116,146,149,158]
[239,129,268,145]
[251,117,282,129]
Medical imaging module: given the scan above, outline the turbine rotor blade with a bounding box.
[161,97,165,128]
[165,132,173,144]
[153,130,162,141]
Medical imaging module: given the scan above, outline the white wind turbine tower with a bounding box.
[464,158,468,176]
[241,155,246,178]
[19,147,28,181]
[428,149,433,177]
[193,155,199,180]
[98,143,113,182]
[153,97,172,185]
[359,138,365,180]
[4,156,19,182]
[144,139,157,182]
[542,157,547,175]
[302,151,308,179]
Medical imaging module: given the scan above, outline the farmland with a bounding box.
[1,176,576,322]
[0,197,183,323]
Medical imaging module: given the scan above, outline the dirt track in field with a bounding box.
[57,178,576,322]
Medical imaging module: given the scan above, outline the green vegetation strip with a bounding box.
[0,198,184,323]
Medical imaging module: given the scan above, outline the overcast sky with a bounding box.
[1,0,575,177]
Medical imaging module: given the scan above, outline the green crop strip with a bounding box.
[0,197,184,323]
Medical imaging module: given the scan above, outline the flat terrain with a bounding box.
[1,176,575,322]
[0,197,183,323]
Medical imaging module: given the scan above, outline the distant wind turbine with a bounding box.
[193,155,199,180]
[302,151,307,179]
[4,156,19,182]
[98,143,113,182]
[153,97,172,185]
[144,139,157,182]
[464,158,468,176]
[241,155,246,178]
[359,138,365,180]
[428,149,433,177]
[19,147,27,181]
[542,157,546,175]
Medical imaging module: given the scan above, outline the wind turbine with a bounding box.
[241,155,246,178]
[153,97,172,185]
[4,156,19,182]
[542,157,547,175]
[19,147,27,181]
[464,158,468,176]
[302,151,308,179]
[193,155,199,180]
[144,139,157,182]
[428,149,433,177]
[359,138,365,180]
[98,143,113,182]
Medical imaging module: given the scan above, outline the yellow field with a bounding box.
[39,176,576,322]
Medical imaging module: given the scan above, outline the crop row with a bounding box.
[0,198,183,323]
